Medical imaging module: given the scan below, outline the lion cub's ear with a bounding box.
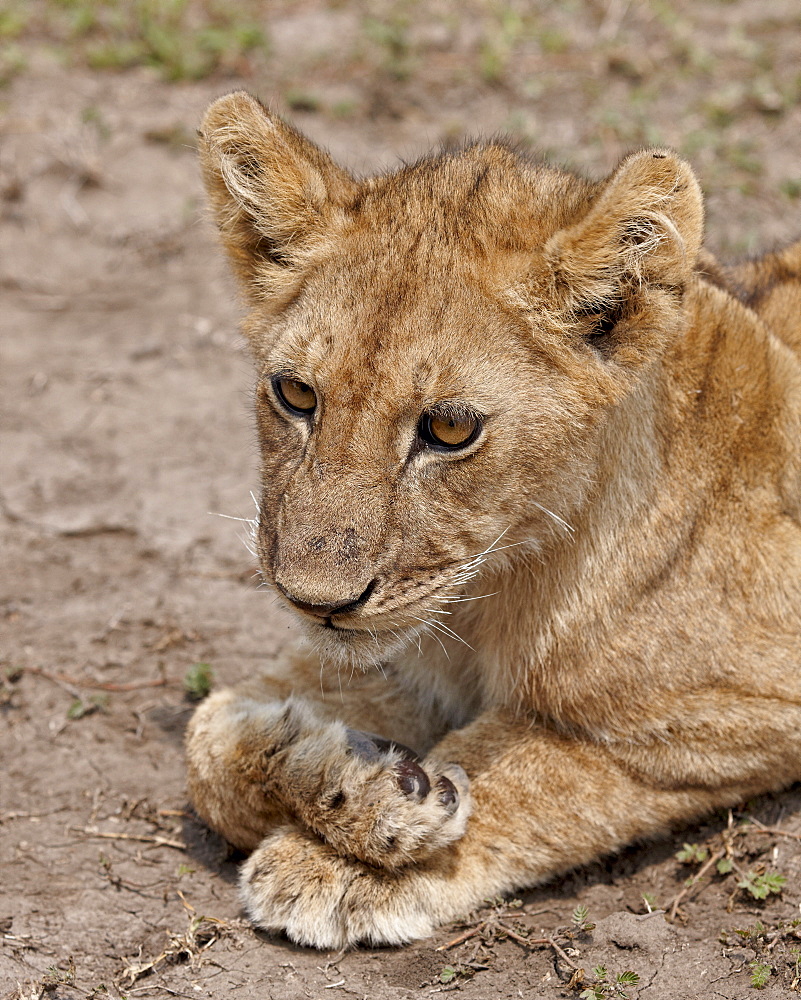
[199,91,355,300]
[545,149,704,308]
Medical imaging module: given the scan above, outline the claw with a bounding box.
[435,775,459,812]
[395,759,431,801]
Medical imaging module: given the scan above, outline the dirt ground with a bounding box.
[2,2,801,998]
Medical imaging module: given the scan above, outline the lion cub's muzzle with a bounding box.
[275,577,378,622]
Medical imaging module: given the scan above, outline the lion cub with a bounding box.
[186,91,801,949]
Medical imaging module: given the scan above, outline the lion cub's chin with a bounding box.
[299,617,417,668]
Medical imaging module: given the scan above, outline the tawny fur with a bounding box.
[186,91,801,950]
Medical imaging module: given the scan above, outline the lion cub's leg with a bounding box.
[185,655,471,866]
[238,702,801,949]
[237,714,699,948]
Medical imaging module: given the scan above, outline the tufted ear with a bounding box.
[545,149,704,310]
[198,91,356,300]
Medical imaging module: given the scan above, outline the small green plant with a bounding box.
[731,920,766,942]
[737,871,786,900]
[748,960,772,989]
[571,904,595,932]
[42,958,77,988]
[580,967,640,1000]
[676,842,708,864]
[440,965,457,984]
[184,662,213,700]
[67,693,108,720]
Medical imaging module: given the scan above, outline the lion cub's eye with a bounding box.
[419,411,482,451]
[272,376,317,416]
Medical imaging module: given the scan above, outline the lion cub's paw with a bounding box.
[304,728,471,869]
[240,825,438,949]
[187,691,470,867]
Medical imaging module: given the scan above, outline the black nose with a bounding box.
[276,578,377,618]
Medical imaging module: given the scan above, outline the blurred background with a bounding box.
[3,0,801,245]
[2,3,801,997]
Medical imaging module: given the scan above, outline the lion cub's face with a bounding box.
[200,93,703,663]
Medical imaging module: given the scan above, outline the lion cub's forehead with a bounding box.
[351,144,592,253]
[271,147,594,402]
[283,246,530,411]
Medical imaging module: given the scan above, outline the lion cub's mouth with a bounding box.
[322,619,356,633]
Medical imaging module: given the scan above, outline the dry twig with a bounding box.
[70,826,186,850]
[26,665,177,692]
[668,848,726,920]
[750,819,801,841]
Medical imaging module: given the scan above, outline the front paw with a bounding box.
[294,729,472,869]
[240,825,438,948]
[186,690,471,867]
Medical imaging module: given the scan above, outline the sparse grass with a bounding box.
[0,44,26,86]
[13,0,269,80]
[0,4,29,39]
[285,89,322,113]
[437,900,639,996]
[669,814,790,918]
[721,919,801,992]
[80,103,111,140]
[478,6,525,85]
[780,179,801,201]
[641,891,658,912]
[331,98,358,118]
[143,121,197,150]
[363,10,414,81]
[571,903,596,933]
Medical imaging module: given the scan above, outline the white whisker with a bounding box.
[425,626,450,660]
[439,591,499,604]
[410,615,473,651]
[532,501,575,536]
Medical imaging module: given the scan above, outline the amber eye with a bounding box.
[272,376,317,416]
[419,411,481,451]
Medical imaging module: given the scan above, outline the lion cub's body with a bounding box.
[186,92,801,948]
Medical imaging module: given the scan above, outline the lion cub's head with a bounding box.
[199,91,703,664]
